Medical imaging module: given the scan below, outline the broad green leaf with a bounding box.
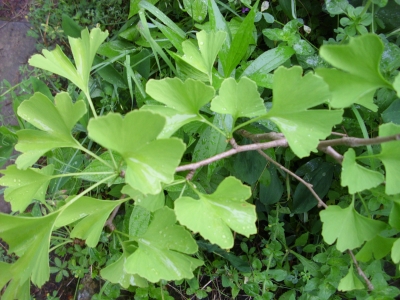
[290,250,319,277]
[175,176,257,249]
[93,56,127,88]
[179,30,226,81]
[88,111,185,194]
[125,207,203,282]
[61,13,82,38]
[210,77,266,122]
[56,196,125,247]
[16,92,86,169]
[266,66,343,158]
[129,205,151,237]
[129,0,159,17]
[100,250,148,288]
[79,151,124,184]
[0,213,58,287]
[341,148,384,194]
[0,126,18,168]
[140,105,200,138]
[382,99,400,124]
[392,238,400,263]
[375,123,400,195]
[316,34,392,111]
[146,78,215,114]
[338,265,364,291]
[222,3,256,76]
[183,0,208,22]
[320,202,386,252]
[29,28,108,94]
[0,165,53,212]
[356,235,395,262]
[389,198,400,230]
[122,184,165,212]
[241,46,295,88]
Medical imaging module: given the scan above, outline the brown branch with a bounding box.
[256,149,327,209]
[319,134,400,148]
[348,249,374,291]
[105,194,126,231]
[176,139,289,172]
[318,145,343,164]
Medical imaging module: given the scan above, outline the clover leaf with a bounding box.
[29,28,108,94]
[375,123,400,195]
[87,111,185,194]
[316,34,392,111]
[56,196,126,247]
[341,148,384,194]
[174,176,256,249]
[125,207,203,282]
[0,165,53,212]
[320,201,386,252]
[0,213,58,288]
[266,66,343,158]
[146,78,215,115]
[16,92,86,169]
[210,77,266,123]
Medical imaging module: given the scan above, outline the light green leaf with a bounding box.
[0,165,53,212]
[389,198,400,230]
[338,265,364,291]
[88,111,185,194]
[125,207,203,282]
[266,66,343,158]
[375,123,400,195]
[56,196,125,247]
[356,235,395,262]
[146,78,215,114]
[392,238,400,263]
[100,250,148,288]
[140,105,200,138]
[122,184,165,212]
[241,46,295,88]
[29,28,108,94]
[16,92,86,169]
[341,148,384,194]
[129,205,151,237]
[183,0,208,22]
[211,77,266,122]
[208,0,231,64]
[179,30,226,80]
[175,176,256,249]
[79,151,124,184]
[316,34,392,111]
[0,213,58,287]
[320,202,387,252]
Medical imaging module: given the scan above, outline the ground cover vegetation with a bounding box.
[1,0,400,299]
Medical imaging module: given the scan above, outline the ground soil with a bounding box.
[0,0,30,22]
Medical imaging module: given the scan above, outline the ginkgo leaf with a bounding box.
[356,235,395,262]
[179,30,226,79]
[122,184,165,212]
[0,213,58,287]
[100,250,148,288]
[320,202,386,252]
[316,34,392,111]
[56,196,126,247]
[140,105,200,138]
[375,123,400,195]
[210,77,266,122]
[341,148,384,194]
[16,92,86,169]
[266,66,343,158]
[146,78,215,115]
[87,111,185,194]
[338,265,364,291]
[174,176,257,249]
[125,207,203,282]
[0,165,53,212]
[391,238,400,263]
[29,28,108,93]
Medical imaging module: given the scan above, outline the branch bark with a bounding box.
[348,249,374,291]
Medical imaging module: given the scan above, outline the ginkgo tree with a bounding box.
[0,2,400,298]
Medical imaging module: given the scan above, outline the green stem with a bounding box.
[0,81,23,97]
[84,90,98,118]
[200,115,227,137]
[233,115,266,133]
[51,171,115,179]
[76,143,114,169]
[49,239,74,253]
[351,105,376,170]
[358,193,371,218]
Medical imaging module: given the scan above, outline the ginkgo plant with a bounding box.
[1,0,400,299]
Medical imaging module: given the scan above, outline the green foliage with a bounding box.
[1,0,400,299]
